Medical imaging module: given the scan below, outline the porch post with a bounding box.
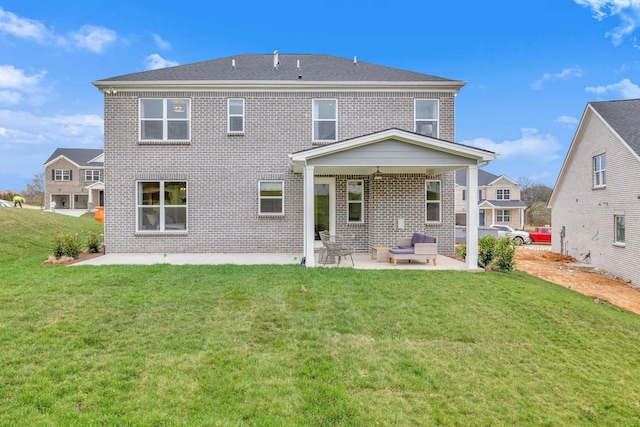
[466,165,479,269]
[303,165,316,267]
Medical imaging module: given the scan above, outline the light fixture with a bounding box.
[373,167,383,180]
[101,87,117,95]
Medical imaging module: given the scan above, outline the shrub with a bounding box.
[493,236,517,273]
[455,244,466,260]
[52,232,65,258]
[52,232,82,259]
[87,231,102,253]
[478,235,498,266]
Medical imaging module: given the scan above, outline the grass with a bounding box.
[1,208,640,425]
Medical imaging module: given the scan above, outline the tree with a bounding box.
[518,177,553,227]
[23,172,45,207]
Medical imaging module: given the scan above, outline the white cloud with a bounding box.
[574,0,640,45]
[70,25,117,53]
[0,90,22,105]
[460,128,562,160]
[0,7,56,43]
[152,33,171,50]
[0,109,103,146]
[145,54,179,70]
[585,78,640,97]
[556,115,580,125]
[0,65,46,91]
[532,66,583,90]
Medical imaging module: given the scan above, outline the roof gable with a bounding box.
[44,148,104,168]
[590,99,640,158]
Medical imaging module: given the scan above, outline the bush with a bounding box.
[493,236,517,273]
[478,235,498,266]
[52,232,82,259]
[455,244,466,260]
[87,231,102,253]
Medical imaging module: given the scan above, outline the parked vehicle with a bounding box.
[490,225,532,245]
[0,199,14,207]
[529,227,552,243]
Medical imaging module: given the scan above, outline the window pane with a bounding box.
[260,181,283,197]
[426,181,441,200]
[348,203,362,222]
[165,206,187,230]
[167,99,189,118]
[314,100,336,119]
[229,99,243,115]
[314,121,336,140]
[416,100,437,119]
[141,99,163,118]
[164,182,187,205]
[168,121,189,140]
[141,121,163,139]
[229,117,243,132]
[416,121,436,137]
[348,182,362,201]
[426,203,440,222]
[140,207,160,230]
[616,216,625,243]
[139,182,161,205]
[261,199,282,213]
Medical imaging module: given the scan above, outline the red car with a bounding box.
[529,227,551,243]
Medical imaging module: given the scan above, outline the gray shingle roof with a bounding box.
[45,148,103,167]
[590,99,640,157]
[98,53,460,83]
[455,168,501,186]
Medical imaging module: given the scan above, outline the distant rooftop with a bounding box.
[44,148,103,167]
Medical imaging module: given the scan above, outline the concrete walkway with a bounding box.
[74,252,473,271]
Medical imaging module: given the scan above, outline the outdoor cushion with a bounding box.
[398,245,413,249]
[389,247,415,255]
[423,236,436,243]
[411,233,423,246]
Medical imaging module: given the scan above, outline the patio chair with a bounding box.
[319,231,355,266]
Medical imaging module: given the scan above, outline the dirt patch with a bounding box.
[43,249,104,266]
[516,247,640,314]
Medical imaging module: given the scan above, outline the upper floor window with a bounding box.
[85,170,100,181]
[53,169,72,181]
[496,209,511,222]
[425,180,441,223]
[496,189,510,200]
[259,180,284,215]
[415,99,438,138]
[228,98,244,133]
[313,99,337,142]
[615,215,625,244]
[594,153,606,188]
[137,181,187,232]
[140,98,190,141]
[347,180,364,223]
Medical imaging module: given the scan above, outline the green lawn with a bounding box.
[1,208,640,425]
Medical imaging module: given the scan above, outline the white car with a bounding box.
[0,199,14,207]
[490,225,532,245]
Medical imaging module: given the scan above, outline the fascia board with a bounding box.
[43,155,81,169]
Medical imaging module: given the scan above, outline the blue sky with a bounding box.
[1,0,640,191]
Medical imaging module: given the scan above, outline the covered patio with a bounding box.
[289,129,497,269]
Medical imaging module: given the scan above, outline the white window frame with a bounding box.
[496,189,510,200]
[615,215,625,245]
[136,181,188,232]
[312,99,337,142]
[496,209,511,222]
[347,180,364,223]
[85,170,100,181]
[415,99,439,138]
[259,180,284,216]
[228,98,245,133]
[139,98,191,141]
[425,180,442,224]
[54,169,71,181]
[594,153,606,188]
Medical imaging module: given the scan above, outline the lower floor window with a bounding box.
[615,215,625,244]
[137,181,187,231]
[425,180,441,223]
[347,180,363,223]
[496,209,510,222]
[259,180,284,215]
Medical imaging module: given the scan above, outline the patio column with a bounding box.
[466,165,479,269]
[303,165,315,267]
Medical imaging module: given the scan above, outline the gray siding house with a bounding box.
[44,148,104,210]
[92,52,496,267]
[549,99,640,286]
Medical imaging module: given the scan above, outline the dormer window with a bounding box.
[497,189,510,200]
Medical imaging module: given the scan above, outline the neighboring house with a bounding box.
[455,169,526,229]
[44,148,105,210]
[92,52,497,267]
[549,99,640,286]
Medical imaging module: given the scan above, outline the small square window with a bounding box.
[259,181,284,215]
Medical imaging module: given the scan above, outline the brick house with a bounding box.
[44,148,104,210]
[549,99,640,286]
[455,169,526,229]
[92,52,496,267]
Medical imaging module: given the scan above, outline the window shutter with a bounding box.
[70,170,73,181]
[52,170,55,180]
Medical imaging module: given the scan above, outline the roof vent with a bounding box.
[296,59,300,70]
[273,50,279,69]
[354,55,358,66]
[232,59,236,69]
